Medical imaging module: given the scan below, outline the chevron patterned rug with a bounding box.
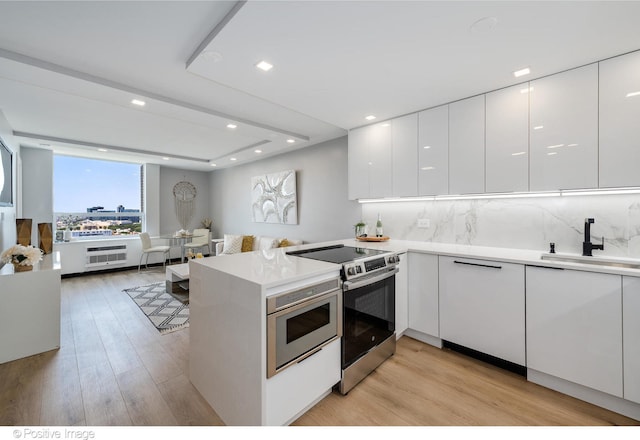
[123,282,189,334]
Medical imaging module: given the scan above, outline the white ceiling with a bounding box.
[1,1,640,171]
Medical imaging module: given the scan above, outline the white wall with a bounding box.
[209,136,360,244]
[0,110,18,254]
[20,147,53,247]
[361,194,640,258]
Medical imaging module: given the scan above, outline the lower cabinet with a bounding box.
[623,276,640,404]
[407,252,439,338]
[395,252,408,337]
[526,266,623,397]
[439,256,525,365]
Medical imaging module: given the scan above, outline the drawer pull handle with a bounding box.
[453,260,502,270]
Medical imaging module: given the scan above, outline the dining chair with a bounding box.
[183,228,211,256]
[138,232,170,271]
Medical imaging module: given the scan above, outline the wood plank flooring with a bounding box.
[0,268,638,426]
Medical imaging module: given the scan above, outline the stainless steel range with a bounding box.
[287,244,400,394]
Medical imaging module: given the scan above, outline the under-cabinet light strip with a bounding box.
[358,187,640,203]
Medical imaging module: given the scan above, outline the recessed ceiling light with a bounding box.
[254,149,262,154]
[381,123,390,127]
[131,99,146,106]
[626,91,640,98]
[227,123,237,129]
[421,166,435,171]
[286,139,295,144]
[256,60,273,71]
[210,163,217,167]
[230,157,237,161]
[162,157,169,160]
[98,148,108,152]
[511,151,526,156]
[567,143,579,147]
[513,67,531,78]
[547,152,558,156]
[547,144,564,149]
[533,125,544,130]
[365,115,376,121]
[423,146,431,149]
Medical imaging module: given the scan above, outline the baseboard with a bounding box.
[403,329,442,348]
[528,369,640,422]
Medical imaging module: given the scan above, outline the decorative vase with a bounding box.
[16,218,32,246]
[13,263,33,272]
[38,223,53,254]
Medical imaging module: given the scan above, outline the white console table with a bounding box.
[0,252,62,364]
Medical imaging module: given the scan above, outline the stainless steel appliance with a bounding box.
[266,277,342,378]
[287,244,400,394]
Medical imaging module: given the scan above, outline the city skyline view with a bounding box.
[54,155,141,213]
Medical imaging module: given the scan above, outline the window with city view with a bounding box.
[54,155,143,239]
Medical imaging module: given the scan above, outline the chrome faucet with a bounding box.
[582,218,604,256]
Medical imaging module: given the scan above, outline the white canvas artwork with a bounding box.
[251,170,298,224]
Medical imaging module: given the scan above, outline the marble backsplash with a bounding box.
[360,194,640,258]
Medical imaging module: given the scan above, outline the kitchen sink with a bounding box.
[540,253,640,270]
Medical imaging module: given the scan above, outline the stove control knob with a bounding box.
[356,266,363,273]
[347,267,356,276]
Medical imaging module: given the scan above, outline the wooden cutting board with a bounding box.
[356,236,390,242]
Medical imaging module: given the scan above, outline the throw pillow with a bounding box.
[278,238,291,248]
[241,235,254,252]
[221,234,243,254]
[258,236,280,251]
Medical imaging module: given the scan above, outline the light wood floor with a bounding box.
[1,268,638,426]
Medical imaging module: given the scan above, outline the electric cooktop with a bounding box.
[286,244,390,264]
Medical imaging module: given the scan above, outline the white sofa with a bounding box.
[215,234,303,256]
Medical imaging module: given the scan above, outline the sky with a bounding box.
[53,155,141,212]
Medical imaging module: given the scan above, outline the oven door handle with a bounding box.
[343,267,399,291]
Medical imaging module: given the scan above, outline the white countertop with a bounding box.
[190,247,340,288]
[190,238,640,286]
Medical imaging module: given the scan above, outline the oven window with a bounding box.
[286,303,330,344]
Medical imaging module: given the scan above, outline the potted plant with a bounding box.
[354,221,367,238]
[1,244,43,272]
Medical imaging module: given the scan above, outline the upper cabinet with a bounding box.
[348,116,417,200]
[392,114,418,197]
[449,95,485,194]
[529,64,598,191]
[347,121,392,200]
[486,84,529,193]
[418,105,449,196]
[599,51,640,188]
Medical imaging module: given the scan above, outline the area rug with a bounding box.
[123,282,189,334]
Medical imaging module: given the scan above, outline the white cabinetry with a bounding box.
[599,51,640,188]
[392,114,418,197]
[407,252,439,340]
[395,252,408,337]
[526,266,622,397]
[348,116,417,200]
[1,253,61,364]
[439,256,525,365]
[347,126,370,200]
[449,95,485,195]
[418,105,449,195]
[623,276,640,404]
[529,64,598,191]
[485,84,529,193]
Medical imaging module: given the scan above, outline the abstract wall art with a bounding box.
[251,170,298,224]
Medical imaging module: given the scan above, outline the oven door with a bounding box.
[267,289,342,378]
[342,267,397,369]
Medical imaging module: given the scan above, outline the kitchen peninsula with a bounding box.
[189,239,640,425]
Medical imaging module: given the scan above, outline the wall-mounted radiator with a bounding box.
[85,244,127,268]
